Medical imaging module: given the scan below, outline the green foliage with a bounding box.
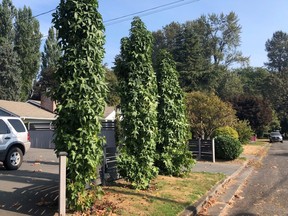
[265,31,288,74]
[216,71,244,101]
[115,17,158,189]
[235,67,269,97]
[152,12,248,92]
[38,27,61,95]
[215,135,243,160]
[52,0,107,211]
[230,95,273,137]
[0,40,22,100]
[0,0,16,43]
[213,126,239,140]
[185,91,237,139]
[234,120,254,144]
[104,66,120,106]
[14,6,41,100]
[155,50,195,176]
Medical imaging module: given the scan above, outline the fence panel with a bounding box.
[188,139,215,162]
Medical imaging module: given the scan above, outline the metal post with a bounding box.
[101,145,107,186]
[198,138,201,160]
[212,139,215,163]
[58,152,68,216]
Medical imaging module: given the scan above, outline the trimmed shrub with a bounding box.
[213,126,239,140]
[215,135,243,160]
[235,120,254,144]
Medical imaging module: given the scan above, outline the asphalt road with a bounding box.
[224,141,288,216]
[0,148,59,216]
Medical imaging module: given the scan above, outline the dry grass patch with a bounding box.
[243,139,269,157]
[82,172,225,216]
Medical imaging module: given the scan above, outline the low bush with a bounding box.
[235,120,254,144]
[213,126,239,140]
[215,135,243,160]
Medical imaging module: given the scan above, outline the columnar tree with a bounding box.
[38,27,61,94]
[52,0,107,210]
[0,0,22,100]
[115,17,158,189]
[0,41,22,100]
[155,50,195,176]
[14,6,41,100]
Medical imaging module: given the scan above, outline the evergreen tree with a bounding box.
[115,17,158,189]
[0,0,21,100]
[0,40,22,100]
[155,50,195,176]
[265,31,288,74]
[38,27,61,94]
[14,6,41,100]
[0,0,15,43]
[52,0,107,211]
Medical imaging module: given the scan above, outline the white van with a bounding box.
[0,117,31,170]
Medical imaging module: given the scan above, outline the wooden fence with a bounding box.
[188,139,215,163]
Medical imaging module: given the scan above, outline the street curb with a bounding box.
[179,161,249,216]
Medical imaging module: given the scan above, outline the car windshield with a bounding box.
[270,132,281,136]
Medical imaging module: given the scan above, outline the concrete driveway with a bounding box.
[0,148,59,216]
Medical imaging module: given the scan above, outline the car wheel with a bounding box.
[4,147,23,170]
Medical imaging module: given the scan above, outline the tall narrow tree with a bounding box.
[52,0,107,211]
[155,50,195,176]
[0,0,21,100]
[38,27,61,94]
[0,0,15,43]
[14,6,41,100]
[115,17,158,189]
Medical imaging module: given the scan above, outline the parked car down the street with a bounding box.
[269,131,283,143]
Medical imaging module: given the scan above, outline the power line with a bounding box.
[104,0,199,24]
[33,0,200,40]
[33,8,56,18]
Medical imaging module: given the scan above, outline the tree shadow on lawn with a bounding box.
[0,165,59,216]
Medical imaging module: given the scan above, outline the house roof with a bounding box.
[0,100,115,121]
[0,100,56,120]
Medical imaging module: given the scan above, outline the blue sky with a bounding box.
[12,0,288,68]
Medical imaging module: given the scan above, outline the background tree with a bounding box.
[0,0,21,100]
[104,66,120,106]
[14,6,41,100]
[216,70,244,101]
[0,0,15,43]
[38,27,61,94]
[155,50,195,176]
[230,95,273,137]
[115,17,158,189]
[185,91,237,139]
[236,67,269,97]
[265,31,288,74]
[0,40,22,100]
[52,0,107,210]
[152,12,248,92]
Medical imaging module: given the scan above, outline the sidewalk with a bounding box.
[180,151,264,216]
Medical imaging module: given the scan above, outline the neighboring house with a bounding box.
[0,98,56,149]
[0,98,116,149]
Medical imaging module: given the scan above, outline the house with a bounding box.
[0,98,56,148]
[0,98,116,149]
